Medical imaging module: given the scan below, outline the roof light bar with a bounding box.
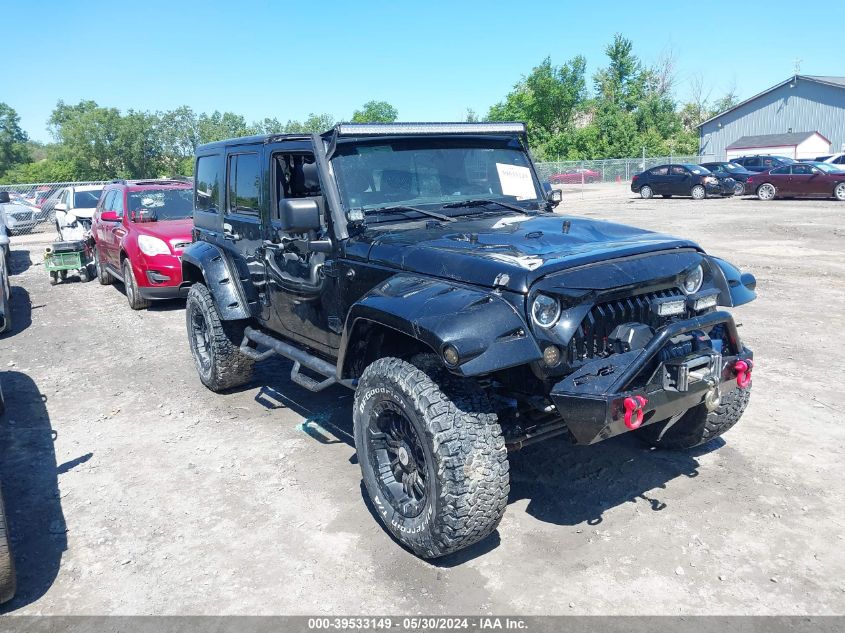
[335,122,526,137]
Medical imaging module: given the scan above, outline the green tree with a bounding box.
[351,101,398,123]
[0,103,30,177]
[158,106,199,171]
[197,111,254,144]
[488,56,587,157]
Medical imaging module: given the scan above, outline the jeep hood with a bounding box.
[351,214,701,293]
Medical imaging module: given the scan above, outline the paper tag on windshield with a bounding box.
[496,163,535,200]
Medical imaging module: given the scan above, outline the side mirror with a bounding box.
[279,199,321,233]
[0,192,9,204]
[545,187,562,208]
[100,210,120,222]
[54,203,67,212]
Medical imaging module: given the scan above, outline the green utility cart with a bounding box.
[43,241,95,285]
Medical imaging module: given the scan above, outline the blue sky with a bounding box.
[3,0,842,141]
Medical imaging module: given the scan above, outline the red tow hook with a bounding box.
[734,359,753,389]
[623,395,648,430]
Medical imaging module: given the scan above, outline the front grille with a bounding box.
[567,288,688,363]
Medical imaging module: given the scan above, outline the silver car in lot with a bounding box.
[0,193,38,235]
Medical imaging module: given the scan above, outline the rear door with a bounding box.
[767,166,792,194]
[223,145,267,315]
[647,166,670,194]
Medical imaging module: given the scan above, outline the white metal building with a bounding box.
[724,131,832,160]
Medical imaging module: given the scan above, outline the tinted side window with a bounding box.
[227,153,261,216]
[671,166,687,176]
[195,154,223,213]
[650,166,668,176]
[836,156,845,165]
[791,164,812,175]
[770,166,790,175]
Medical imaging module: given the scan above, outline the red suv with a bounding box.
[91,179,194,309]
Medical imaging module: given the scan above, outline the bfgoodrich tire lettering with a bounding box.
[636,386,750,450]
[353,357,509,558]
[185,283,254,392]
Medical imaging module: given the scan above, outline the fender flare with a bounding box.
[181,241,252,320]
[708,256,757,307]
[339,274,542,378]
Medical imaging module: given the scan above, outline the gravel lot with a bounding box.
[1,186,843,615]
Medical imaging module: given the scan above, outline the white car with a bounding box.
[53,184,104,241]
[814,153,845,170]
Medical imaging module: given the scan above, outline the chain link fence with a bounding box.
[0,181,108,236]
[534,155,704,185]
[1,154,708,235]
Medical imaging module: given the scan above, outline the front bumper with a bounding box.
[134,253,187,300]
[550,310,752,444]
[138,283,190,300]
[705,182,732,196]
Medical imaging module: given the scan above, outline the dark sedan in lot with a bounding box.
[747,162,845,201]
[631,164,734,199]
[701,161,756,195]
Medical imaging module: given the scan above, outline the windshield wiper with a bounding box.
[364,205,456,223]
[441,199,531,215]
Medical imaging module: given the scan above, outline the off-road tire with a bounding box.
[353,356,509,559]
[95,247,114,285]
[122,259,151,310]
[639,185,653,199]
[0,485,16,604]
[637,387,750,450]
[185,283,254,392]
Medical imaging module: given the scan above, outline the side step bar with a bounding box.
[239,326,342,392]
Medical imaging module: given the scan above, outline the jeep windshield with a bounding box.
[128,188,193,221]
[331,137,544,221]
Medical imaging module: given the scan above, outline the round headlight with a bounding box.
[683,264,704,294]
[531,294,560,328]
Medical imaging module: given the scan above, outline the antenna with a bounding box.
[793,58,802,74]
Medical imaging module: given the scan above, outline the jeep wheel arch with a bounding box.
[181,241,254,321]
[339,274,542,380]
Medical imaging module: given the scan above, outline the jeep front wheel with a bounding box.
[353,357,509,558]
[637,387,750,450]
[185,283,254,392]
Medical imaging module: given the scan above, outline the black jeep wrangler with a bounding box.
[182,122,757,559]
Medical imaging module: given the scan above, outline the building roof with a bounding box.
[697,75,845,128]
[726,131,830,150]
